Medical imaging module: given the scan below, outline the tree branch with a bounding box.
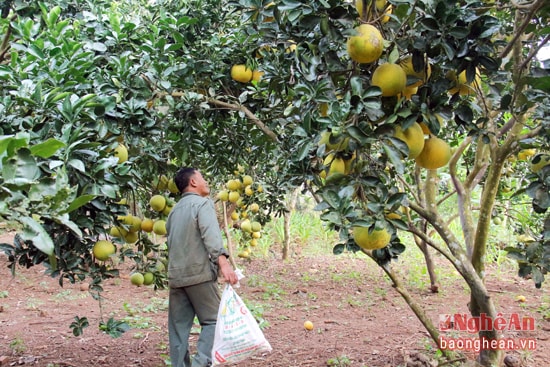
[207,98,280,143]
[499,0,546,60]
[519,33,550,71]
[0,14,16,62]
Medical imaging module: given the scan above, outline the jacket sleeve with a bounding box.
[197,199,229,262]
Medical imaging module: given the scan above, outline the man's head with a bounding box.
[175,167,210,197]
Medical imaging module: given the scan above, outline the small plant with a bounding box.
[535,296,550,320]
[260,282,286,301]
[99,317,130,338]
[9,337,26,354]
[344,295,363,307]
[326,355,351,367]
[0,290,8,298]
[244,300,270,329]
[70,316,89,336]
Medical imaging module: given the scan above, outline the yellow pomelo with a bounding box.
[110,226,127,238]
[419,122,431,135]
[252,70,264,83]
[162,205,173,216]
[150,195,167,212]
[249,203,260,213]
[447,69,481,96]
[401,85,418,100]
[130,272,145,286]
[113,144,128,164]
[115,198,128,205]
[393,122,425,159]
[217,190,229,201]
[141,218,154,233]
[379,3,392,23]
[153,220,167,236]
[385,212,401,220]
[255,44,272,58]
[399,56,432,87]
[252,231,261,239]
[250,238,258,246]
[155,175,169,191]
[93,240,116,261]
[415,136,452,169]
[119,215,141,233]
[238,250,250,258]
[318,131,349,151]
[230,211,240,221]
[143,272,155,286]
[344,153,356,174]
[285,40,297,53]
[517,149,536,161]
[324,154,346,177]
[168,179,179,194]
[353,226,391,250]
[226,179,241,191]
[242,175,254,186]
[330,158,346,176]
[251,221,262,232]
[356,0,392,23]
[228,191,240,203]
[231,64,253,83]
[241,219,252,233]
[372,63,407,97]
[124,231,139,244]
[530,154,550,173]
[346,24,384,64]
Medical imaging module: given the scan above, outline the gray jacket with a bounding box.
[166,192,229,288]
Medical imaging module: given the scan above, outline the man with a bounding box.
[166,167,239,367]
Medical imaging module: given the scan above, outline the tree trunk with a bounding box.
[282,187,300,260]
[282,211,291,260]
[420,169,440,292]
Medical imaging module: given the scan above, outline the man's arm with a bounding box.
[218,254,238,285]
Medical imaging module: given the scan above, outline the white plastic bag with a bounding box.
[211,284,272,365]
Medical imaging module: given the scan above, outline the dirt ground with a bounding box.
[0,229,549,367]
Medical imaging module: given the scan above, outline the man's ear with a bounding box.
[188,176,197,188]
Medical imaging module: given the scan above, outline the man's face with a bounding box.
[193,171,210,197]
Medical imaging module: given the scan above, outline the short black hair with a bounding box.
[175,167,197,192]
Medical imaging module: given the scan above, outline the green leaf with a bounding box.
[53,213,83,238]
[383,142,405,174]
[29,139,66,158]
[109,13,121,34]
[19,216,54,256]
[350,76,363,96]
[3,148,40,184]
[46,6,62,29]
[321,190,341,209]
[448,27,469,39]
[333,243,346,255]
[421,17,439,31]
[28,45,45,59]
[64,195,96,214]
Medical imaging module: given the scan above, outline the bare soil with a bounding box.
[0,229,549,367]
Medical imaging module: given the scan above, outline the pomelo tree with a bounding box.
[1,0,549,365]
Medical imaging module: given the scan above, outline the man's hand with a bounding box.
[218,255,238,285]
